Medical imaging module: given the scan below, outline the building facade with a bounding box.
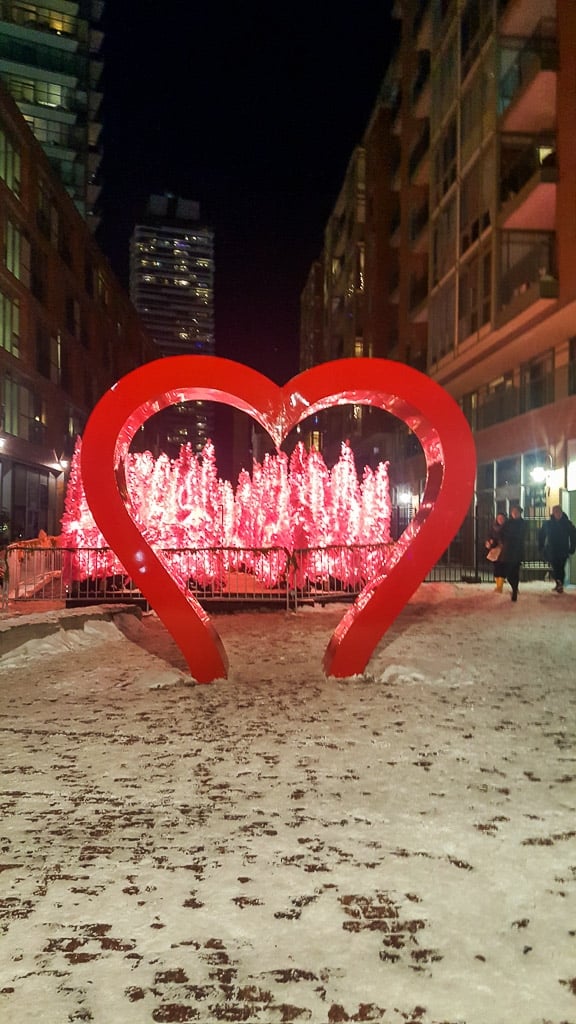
[0,82,155,541]
[0,0,104,228]
[129,194,216,456]
[301,0,576,527]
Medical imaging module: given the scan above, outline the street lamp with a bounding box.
[529,452,557,512]
[397,489,413,505]
[530,465,547,483]
[529,452,554,484]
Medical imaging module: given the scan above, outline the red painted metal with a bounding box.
[81,356,476,681]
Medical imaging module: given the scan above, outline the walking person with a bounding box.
[538,505,576,593]
[485,512,508,592]
[500,505,527,602]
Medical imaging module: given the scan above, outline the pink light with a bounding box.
[62,438,393,589]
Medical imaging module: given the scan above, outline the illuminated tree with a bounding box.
[232,467,254,549]
[60,437,90,546]
[327,441,362,545]
[175,443,202,546]
[305,447,330,547]
[60,438,393,589]
[288,442,311,549]
[60,437,121,581]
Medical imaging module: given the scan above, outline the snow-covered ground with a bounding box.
[1,581,575,1023]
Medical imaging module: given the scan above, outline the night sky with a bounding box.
[96,2,397,384]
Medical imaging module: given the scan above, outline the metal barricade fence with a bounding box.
[5,544,297,609]
[4,513,553,610]
[6,543,65,601]
[289,543,394,608]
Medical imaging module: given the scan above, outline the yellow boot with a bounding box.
[494,577,504,593]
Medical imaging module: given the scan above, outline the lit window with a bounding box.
[0,290,20,357]
[0,127,21,196]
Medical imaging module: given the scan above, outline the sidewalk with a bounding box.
[0,583,575,1023]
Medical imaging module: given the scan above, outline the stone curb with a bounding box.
[0,603,142,658]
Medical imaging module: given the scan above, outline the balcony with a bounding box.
[471,363,563,432]
[391,158,401,192]
[89,27,104,54]
[408,274,429,323]
[519,369,555,414]
[388,261,400,303]
[408,199,429,253]
[390,84,402,136]
[88,87,102,114]
[408,123,430,185]
[0,33,83,79]
[499,24,557,133]
[389,216,401,248]
[414,0,431,50]
[412,51,430,119]
[91,0,105,21]
[0,4,84,44]
[500,136,556,230]
[498,0,556,40]
[496,230,558,328]
[475,386,520,430]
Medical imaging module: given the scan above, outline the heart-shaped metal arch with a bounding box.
[81,356,476,682]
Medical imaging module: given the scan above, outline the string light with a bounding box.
[61,438,394,589]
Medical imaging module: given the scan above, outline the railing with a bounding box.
[0,35,84,77]
[498,230,556,311]
[500,134,556,204]
[3,517,553,611]
[4,545,292,607]
[0,2,83,40]
[389,85,402,124]
[499,22,558,116]
[409,274,428,312]
[412,51,431,106]
[413,0,431,43]
[408,123,430,180]
[409,200,429,244]
[463,362,576,433]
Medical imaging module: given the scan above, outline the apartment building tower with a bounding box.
[301,0,576,533]
[129,194,216,456]
[0,82,155,540]
[0,0,104,228]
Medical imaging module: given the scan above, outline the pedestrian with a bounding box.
[499,505,527,602]
[485,512,508,592]
[538,505,576,593]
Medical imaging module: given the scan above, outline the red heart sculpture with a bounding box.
[81,357,475,682]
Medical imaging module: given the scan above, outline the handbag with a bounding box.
[486,544,503,562]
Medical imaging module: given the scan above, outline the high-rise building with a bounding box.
[129,193,216,455]
[0,81,155,540]
[301,0,576,548]
[0,0,104,229]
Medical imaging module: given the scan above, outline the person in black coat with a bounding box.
[499,505,527,602]
[538,505,576,593]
